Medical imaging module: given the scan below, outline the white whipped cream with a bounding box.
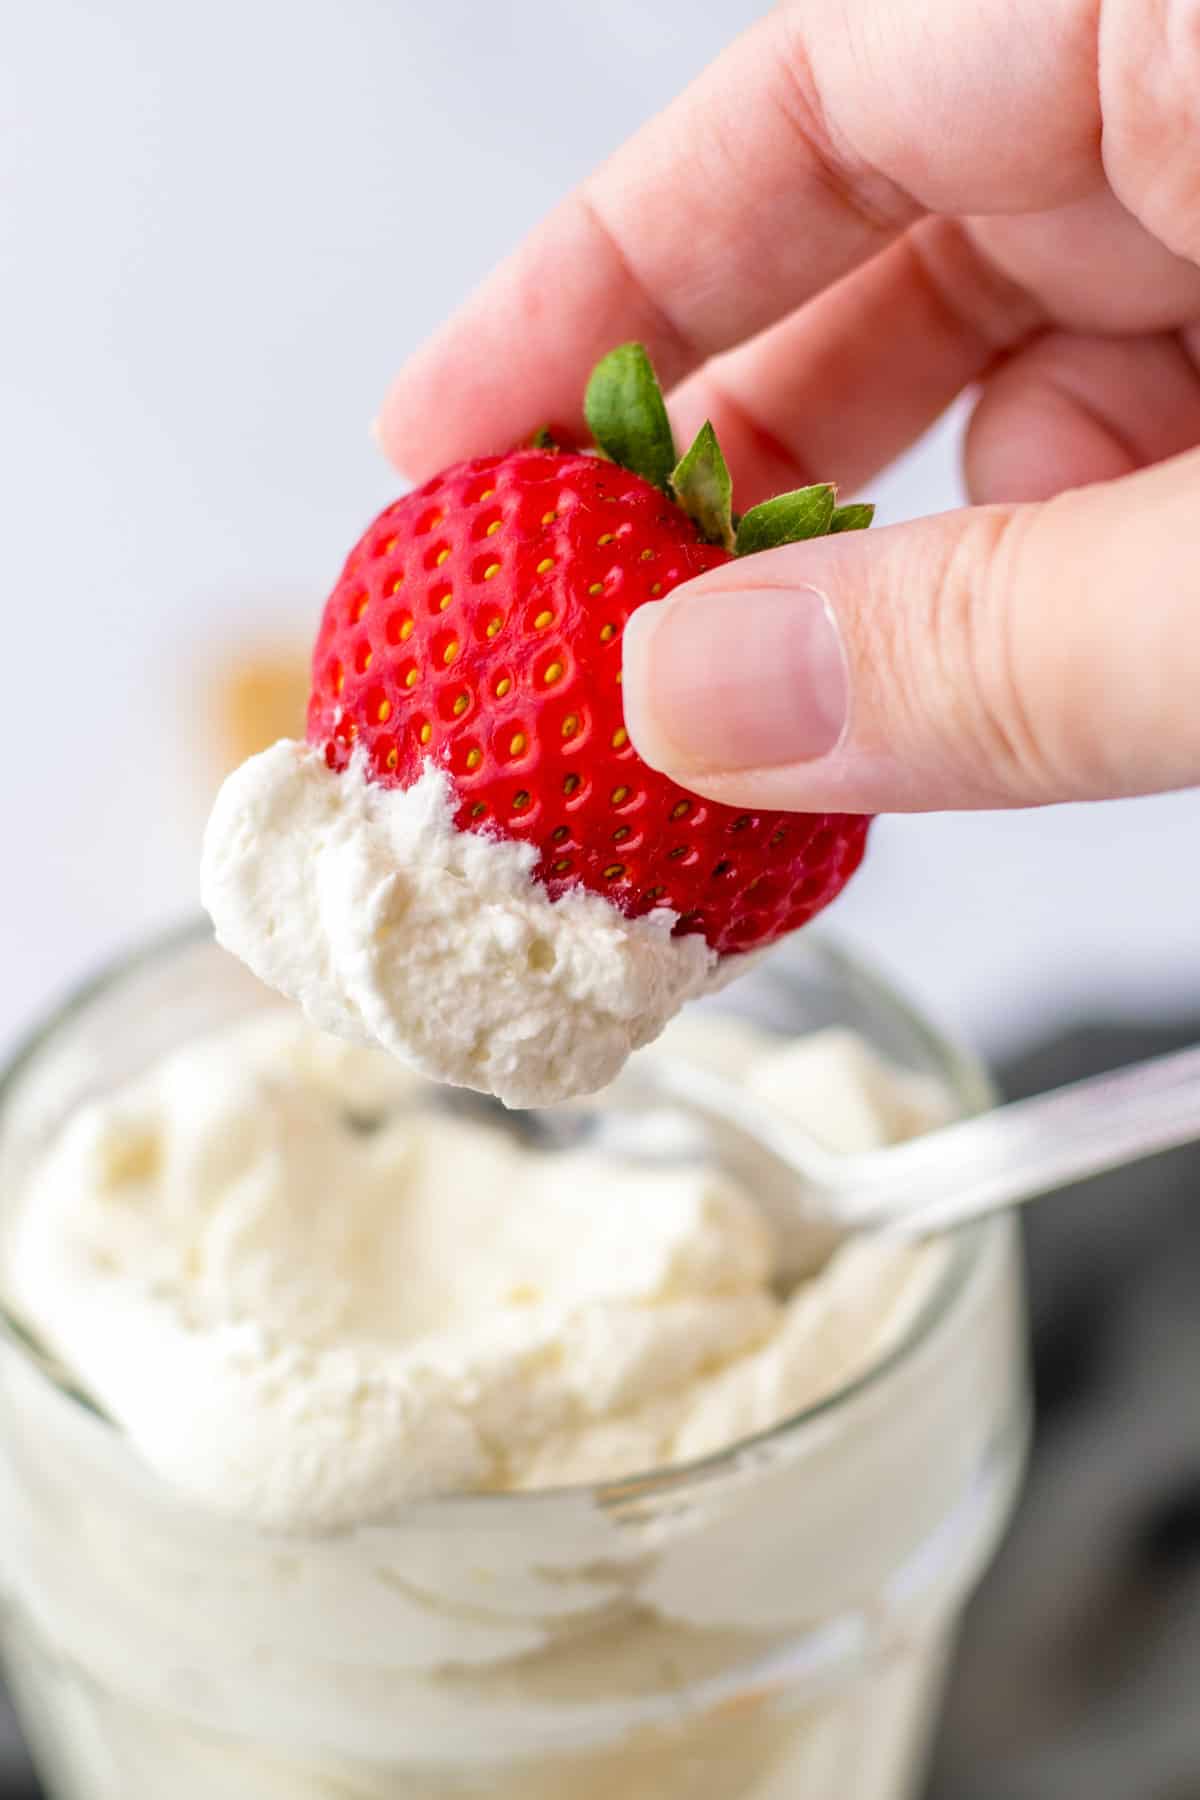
[201,744,726,1108]
[0,955,1027,1800]
[2,1011,947,1529]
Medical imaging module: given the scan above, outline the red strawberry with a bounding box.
[306,346,873,959]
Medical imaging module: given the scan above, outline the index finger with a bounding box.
[377,0,1099,477]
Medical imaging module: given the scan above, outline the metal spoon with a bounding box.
[428,1043,1200,1279]
[641,1043,1200,1274]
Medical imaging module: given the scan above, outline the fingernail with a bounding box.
[622,584,848,775]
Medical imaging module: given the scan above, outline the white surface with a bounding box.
[3,0,1198,1067]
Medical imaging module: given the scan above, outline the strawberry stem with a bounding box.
[735,484,837,555]
[830,502,876,533]
[581,345,876,553]
[670,422,735,551]
[585,344,677,491]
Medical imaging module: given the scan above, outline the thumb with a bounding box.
[621,452,1200,813]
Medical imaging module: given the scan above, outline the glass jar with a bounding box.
[0,926,1029,1800]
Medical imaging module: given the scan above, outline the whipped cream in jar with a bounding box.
[0,927,1029,1800]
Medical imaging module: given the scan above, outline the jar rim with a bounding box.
[0,917,1003,1522]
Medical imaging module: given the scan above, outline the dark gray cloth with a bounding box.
[1,1020,1196,1797]
[928,1020,1200,1799]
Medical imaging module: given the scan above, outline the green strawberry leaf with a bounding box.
[830,502,875,533]
[735,484,837,556]
[529,426,558,450]
[585,343,677,491]
[670,422,735,550]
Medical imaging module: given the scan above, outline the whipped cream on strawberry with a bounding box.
[202,349,879,1101]
[202,740,728,1107]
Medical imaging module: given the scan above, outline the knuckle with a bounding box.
[969,506,1071,800]
[875,506,1072,805]
[1101,0,1200,260]
[974,497,1116,801]
[769,8,918,240]
[572,186,700,369]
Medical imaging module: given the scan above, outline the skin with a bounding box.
[376,0,1200,813]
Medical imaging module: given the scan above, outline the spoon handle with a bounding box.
[851,1043,1200,1235]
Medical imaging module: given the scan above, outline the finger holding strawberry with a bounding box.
[203,347,873,1106]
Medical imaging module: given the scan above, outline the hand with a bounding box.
[375,0,1200,813]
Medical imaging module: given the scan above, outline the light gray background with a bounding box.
[3,0,1198,1063]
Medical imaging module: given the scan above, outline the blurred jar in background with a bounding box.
[212,641,311,774]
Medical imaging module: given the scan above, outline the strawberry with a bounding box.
[306,346,873,958]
